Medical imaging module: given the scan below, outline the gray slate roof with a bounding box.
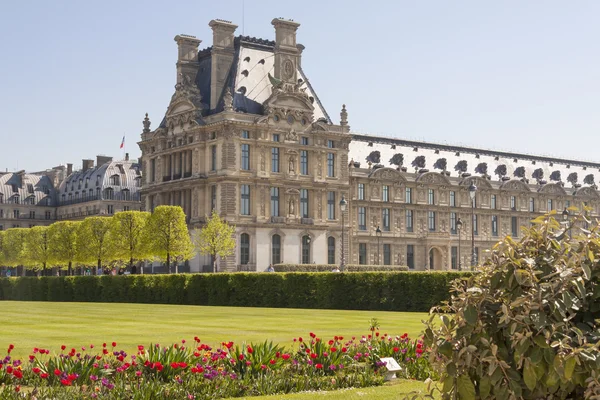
[0,172,55,206]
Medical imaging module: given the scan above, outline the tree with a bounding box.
[411,155,426,171]
[494,164,507,179]
[0,230,5,268]
[584,173,596,186]
[514,166,526,178]
[550,170,561,182]
[389,153,404,167]
[567,172,578,187]
[532,168,544,181]
[3,228,28,272]
[111,211,151,272]
[475,162,488,176]
[194,210,236,273]
[433,158,447,171]
[454,160,468,175]
[145,206,194,273]
[366,150,381,164]
[77,217,115,274]
[23,226,52,275]
[48,221,81,275]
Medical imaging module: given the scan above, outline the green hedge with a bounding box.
[273,264,409,272]
[0,272,470,312]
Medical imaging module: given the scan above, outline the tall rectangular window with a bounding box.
[428,211,436,231]
[301,137,309,146]
[473,214,478,235]
[511,216,518,237]
[211,145,217,171]
[492,215,498,236]
[300,189,309,218]
[382,208,390,231]
[240,234,250,265]
[450,191,456,207]
[45,211,51,220]
[241,144,250,170]
[327,237,336,264]
[358,207,366,230]
[211,186,217,211]
[407,245,414,269]
[270,187,279,217]
[150,159,156,182]
[271,147,280,172]
[382,185,389,202]
[428,189,435,205]
[450,212,457,234]
[327,153,335,177]
[383,244,391,265]
[300,150,308,175]
[241,130,250,139]
[272,133,279,142]
[240,184,250,215]
[405,187,412,204]
[565,200,571,209]
[510,196,517,210]
[358,183,365,200]
[529,197,535,212]
[327,140,334,148]
[272,235,281,264]
[327,191,335,220]
[359,243,367,265]
[451,246,458,269]
[547,199,553,211]
[491,194,497,210]
[474,247,479,264]
[406,210,413,232]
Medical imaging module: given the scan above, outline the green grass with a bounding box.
[226,379,439,399]
[0,301,427,359]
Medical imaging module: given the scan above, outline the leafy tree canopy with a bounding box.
[194,210,236,273]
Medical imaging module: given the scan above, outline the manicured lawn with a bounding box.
[227,379,439,399]
[0,301,427,359]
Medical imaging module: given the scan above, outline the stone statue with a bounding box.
[286,129,298,142]
[289,197,295,215]
[288,155,296,173]
[223,88,233,111]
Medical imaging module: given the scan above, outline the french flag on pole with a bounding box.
[120,136,125,149]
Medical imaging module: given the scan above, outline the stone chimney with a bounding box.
[125,153,130,161]
[96,155,113,166]
[209,19,238,110]
[271,18,301,84]
[174,34,201,86]
[82,159,94,172]
[67,163,73,176]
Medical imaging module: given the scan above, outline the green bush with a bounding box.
[0,271,468,312]
[424,212,600,399]
[273,264,409,272]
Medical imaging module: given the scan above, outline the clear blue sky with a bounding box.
[1,1,599,172]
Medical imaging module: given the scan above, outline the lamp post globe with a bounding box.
[339,196,347,271]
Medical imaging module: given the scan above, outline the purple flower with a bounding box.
[329,365,336,371]
[90,375,98,381]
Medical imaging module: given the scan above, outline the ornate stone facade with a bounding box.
[138,18,600,272]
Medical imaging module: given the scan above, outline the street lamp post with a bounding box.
[469,182,477,270]
[339,196,347,271]
[456,217,463,271]
[562,207,570,239]
[375,225,382,265]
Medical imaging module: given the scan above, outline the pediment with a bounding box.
[574,186,599,198]
[416,171,450,185]
[264,92,315,112]
[369,167,406,182]
[538,183,567,195]
[459,176,493,190]
[500,179,530,192]
[167,99,195,117]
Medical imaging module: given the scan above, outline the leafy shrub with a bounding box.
[0,271,468,312]
[424,212,600,399]
[273,264,409,272]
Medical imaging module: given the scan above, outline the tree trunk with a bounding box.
[129,256,134,272]
[68,261,72,276]
[97,259,102,274]
[212,255,217,273]
[43,263,47,277]
[167,253,171,274]
[175,261,179,274]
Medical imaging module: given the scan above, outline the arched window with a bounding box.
[240,233,250,265]
[272,234,281,264]
[327,237,336,265]
[104,188,114,200]
[301,235,311,264]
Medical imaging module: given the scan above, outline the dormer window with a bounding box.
[11,195,19,204]
[27,184,34,194]
[110,175,120,186]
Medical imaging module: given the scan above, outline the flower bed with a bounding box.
[0,331,432,399]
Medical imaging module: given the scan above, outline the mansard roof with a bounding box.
[159,35,330,129]
[0,172,55,205]
[350,134,600,193]
[58,159,141,195]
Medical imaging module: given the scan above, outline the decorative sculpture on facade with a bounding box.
[454,160,468,176]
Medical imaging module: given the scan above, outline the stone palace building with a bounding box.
[138,18,600,272]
